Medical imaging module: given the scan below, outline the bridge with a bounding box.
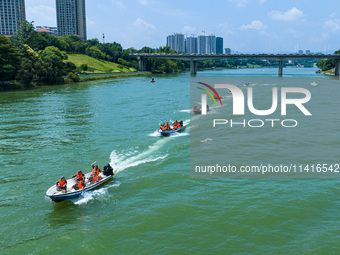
[129,53,340,76]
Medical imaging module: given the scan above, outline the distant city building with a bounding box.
[305,50,311,54]
[56,0,87,41]
[298,50,303,54]
[0,0,26,36]
[185,36,197,54]
[166,33,221,54]
[166,33,185,52]
[206,35,216,54]
[216,37,223,54]
[224,48,231,54]
[197,35,207,54]
[36,26,58,35]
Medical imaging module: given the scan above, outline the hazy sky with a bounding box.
[26,0,340,53]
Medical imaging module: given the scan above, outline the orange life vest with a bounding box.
[160,125,165,130]
[92,168,99,176]
[177,124,181,128]
[76,172,83,180]
[59,179,66,187]
[174,121,178,125]
[193,107,197,110]
[78,181,84,189]
[93,175,98,182]
[166,123,169,129]
[173,125,177,130]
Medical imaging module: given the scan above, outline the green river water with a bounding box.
[0,68,340,254]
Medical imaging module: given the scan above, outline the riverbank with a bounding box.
[0,72,152,92]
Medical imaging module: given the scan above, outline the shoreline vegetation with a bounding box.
[1,21,339,92]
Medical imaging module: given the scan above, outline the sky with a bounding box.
[25,0,340,53]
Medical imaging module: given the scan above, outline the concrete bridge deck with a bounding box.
[130,53,340,76]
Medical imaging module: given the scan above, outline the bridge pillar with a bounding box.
[190,60,197,75]
[138,57,147,71]
[334,59,340,76]
[278,60,283,76]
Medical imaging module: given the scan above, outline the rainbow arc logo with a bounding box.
[197,82,222,106]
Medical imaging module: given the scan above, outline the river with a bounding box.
[0,67,339,254]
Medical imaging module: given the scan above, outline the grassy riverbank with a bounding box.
[66,54,137,74]
[0,72,151,92]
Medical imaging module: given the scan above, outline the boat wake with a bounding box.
[73,181,121,205]
[178,109,191,113]
[110,139,171,175]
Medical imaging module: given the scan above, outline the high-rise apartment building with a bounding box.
[166,33,185,52]
[0,0,26,36]
[56,0,87,41]
[185,36,197,54]
[216,37,223,54]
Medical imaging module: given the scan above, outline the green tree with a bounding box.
[85,46,105,59]
[80,63,88,71]
[0,36,20,81]
[37,46,68,84]
[16,57,35,87]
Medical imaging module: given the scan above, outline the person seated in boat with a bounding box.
[56,176,67,193]
[179,121,183,127]
[72,178,86,190]
[103,164,114,176]
[160,124,165,130]
[72,170,85,181]
[173,125,177,130]
[173,120,178,126]
[177,123,181,129]
[165,123,170,130]
[193,106,198,111]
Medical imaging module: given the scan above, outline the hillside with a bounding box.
[66,54,137,73]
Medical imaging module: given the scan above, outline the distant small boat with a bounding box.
[310,81,318,86]
[193,105,209,114]
[315,70,321,74]
[151,78,155,83]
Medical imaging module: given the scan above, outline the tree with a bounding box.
[37,46,68,84]
[16,57,35,87]
[0,36,20,80]
[80,64,88,71]
[85,46,105,59]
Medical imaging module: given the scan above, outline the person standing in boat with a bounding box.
[56,176,67,193]
[91,161,101,175]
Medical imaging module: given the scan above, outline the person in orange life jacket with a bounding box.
[160,124,165,130]
[177,123,181,129]
[193,106,198,111]
[72,170,85,181]
[56,176,67,193]
[91,161,101,176]
[173,125,177,130]
[173,120,178,126]
[72,178,86,190]
[165,123,170,130]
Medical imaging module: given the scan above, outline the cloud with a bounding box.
[228,0,248,8]
[137,0,149,5]
[183,25,197,34]
[111,0,125,8]
[268,7,304,22]
[239,20,267,31]
[218,23,234,35]
[26,5,56,26]
[324,19,340,31]
[128,18,156,30]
